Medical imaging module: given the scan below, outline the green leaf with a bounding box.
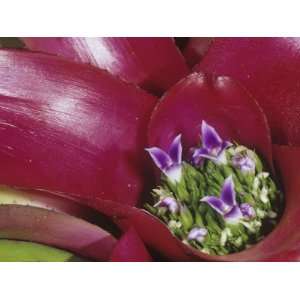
[0,239,83,262]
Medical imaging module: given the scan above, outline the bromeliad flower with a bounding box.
[155,197,179,214]
[192,121,232,165]
[145,114,278,255]
[232,153,256,174]
[188,227,208,243]
[201,176,254,223]
[146,134,183,183]
[240,203,256,219]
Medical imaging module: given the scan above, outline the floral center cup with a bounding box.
[146,121,282,255]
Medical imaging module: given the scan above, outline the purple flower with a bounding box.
[240,203,256,219]
[155,197,179,214]
[192,121,232,165]
[201,176,255,223]
[146,134,182,183]
[188,227,208,243]
[232,153,255,173]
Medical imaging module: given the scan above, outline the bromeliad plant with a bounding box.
[2,37,300,261]
[145,121,281,255]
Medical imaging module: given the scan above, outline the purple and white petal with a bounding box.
[188,227,208,242]
[146,135,184,183]
[221,176,236,206]
[168,134,182,165]
[192,121,232,165]
[192,147,209,165]
[224,206,243,223]
[201,196,230,215]
[222,140,233,149]
[232,154,255,173]
[240,203,256,219]
[193,148,228,165]
[158,197,179,214]
[164,164,182,183]
[215,149,228,165]
[201,120,223,153]
[145,147,172,171]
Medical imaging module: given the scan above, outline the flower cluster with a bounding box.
[146,121,281,255]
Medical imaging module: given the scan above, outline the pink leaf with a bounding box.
[148,72,273,169]
[110,227,152,262]
[22,37,189,95]
[197,37,300,145]
[0,204,117,261]
[0,49,157,207]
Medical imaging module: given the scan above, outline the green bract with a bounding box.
[0,240,83,262]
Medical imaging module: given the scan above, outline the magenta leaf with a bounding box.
[0,204,117,261]
[22,37,189,95]
[0,49,157,207]
[197,37,300,145]
[110,227,152,262]
[148,72,273,169]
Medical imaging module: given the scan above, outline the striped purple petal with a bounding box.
[188,227,208,242]
[224,206,243,223]
[164,164,182,183]
[199,151,226,164]
[146,135,183,183]
[192,147,208,165]
[240,203,256,219]
[168,134,182,165]
[232,154,255,173]
[145,147,172,172]
[223,140,233,148]
[201,196,230,215]
[221,176,236,207]
[192,121,232,165]
[158,197,179,214]
[201,120,223,152]
[193,147,228,165]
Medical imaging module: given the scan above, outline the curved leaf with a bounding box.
[22,38,189,95]
[0,186,119,235]
[0,49,157,207]
[110,227,152,262]
[0,239,82,262]
[0,204,117,261]
[197,37,300,145]
[148,72,273,169]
